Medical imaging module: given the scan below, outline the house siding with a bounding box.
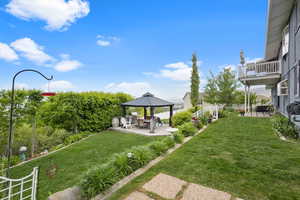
[275,2,300,116]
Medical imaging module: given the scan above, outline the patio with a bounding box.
[113,92,176,136]
[110,124,173,136]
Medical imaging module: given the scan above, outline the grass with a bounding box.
[109,116,300,200]
[9,131,160,199]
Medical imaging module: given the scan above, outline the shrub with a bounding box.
[128,146,154,170]
[112,153,133,176]
[148,141,169,156]
[271,114,298,139]
[172,111,192,127]
[161,136,175,148]
[80,162,119,198]
[172,132,184,143]
[218,109,228,118]
[178,122,198,137]
[63,134,84,145]
[192,120,203,129]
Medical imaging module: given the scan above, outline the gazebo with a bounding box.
[121,92,174,126]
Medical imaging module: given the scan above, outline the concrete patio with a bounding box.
[110,125,173,136]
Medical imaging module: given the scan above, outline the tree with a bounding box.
[216,68,239,106]
[204,72,218,104]
[190,53,200,109]
[24,90,44,156]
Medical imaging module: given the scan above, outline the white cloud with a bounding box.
[96,40,111,47]
[218,64,236,72]
[10,37,53,65]
[104,82,152,97]
[45,80,74,91]
[0,42,19,61]
[96,35,120,47]
[246,57,263,64]
[160,62,192,81]
[54,59,82,72]
[15,83,28,89]
[144,61,203,81]
[6,0,90,31]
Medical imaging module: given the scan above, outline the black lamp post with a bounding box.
[6,69,53,177]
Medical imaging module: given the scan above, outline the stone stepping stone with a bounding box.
[123,191,154,200]
[142,173,187,199]
[181,183,231,200]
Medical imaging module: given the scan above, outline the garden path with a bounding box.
[123,173,244,200]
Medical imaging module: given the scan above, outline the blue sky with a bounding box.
[0,0,267,99]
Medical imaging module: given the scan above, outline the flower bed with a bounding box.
[79,121,204,199]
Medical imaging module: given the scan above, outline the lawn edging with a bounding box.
[92,125,209,200]
[48,121,214,200]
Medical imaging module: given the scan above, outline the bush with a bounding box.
[80,138,175,198]
[63,134,84,145]
[148,141,169,156]
[128,146,154,170]
[172,111,192,127]
[178,122,198,137]
[172,132,184,143]
[192,119,203,129]
[271,114,298,139]
[80,162,119,198]
[161,136,175,148]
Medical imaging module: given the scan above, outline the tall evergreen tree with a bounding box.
[190,53,200,109]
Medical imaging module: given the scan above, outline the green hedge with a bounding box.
[39,92,132,132]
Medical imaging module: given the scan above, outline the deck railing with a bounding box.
[239,60,281,79]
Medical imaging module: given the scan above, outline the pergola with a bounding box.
[121,92,174,126]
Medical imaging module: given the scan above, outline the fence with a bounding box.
[0,167,38,200]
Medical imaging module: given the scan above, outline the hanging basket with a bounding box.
[41,92,56,97]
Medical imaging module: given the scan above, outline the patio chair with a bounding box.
[120,117,132,129]
[156,117,163,127]
[137,119,147,128]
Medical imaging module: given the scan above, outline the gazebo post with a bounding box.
[150,107,154,119]
[122,106,126,117]
[144,107,147,119]
[169,105,173,126]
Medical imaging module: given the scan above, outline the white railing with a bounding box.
[0,167,38,200]
[239,60,281,79]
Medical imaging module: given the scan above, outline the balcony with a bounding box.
[238,60,281,86]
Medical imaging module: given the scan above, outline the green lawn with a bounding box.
[109,116,300,200]
[10,131,160,199]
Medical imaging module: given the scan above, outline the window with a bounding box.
[277,79,288,96]
[282,25,289,56]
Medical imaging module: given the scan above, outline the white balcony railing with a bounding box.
[239,60,281,79]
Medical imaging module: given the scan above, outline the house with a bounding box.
[239,0,300,124]
[183,92,204,110]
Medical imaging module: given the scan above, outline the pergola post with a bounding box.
[144,107,147,119]
[169,105,173,126]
